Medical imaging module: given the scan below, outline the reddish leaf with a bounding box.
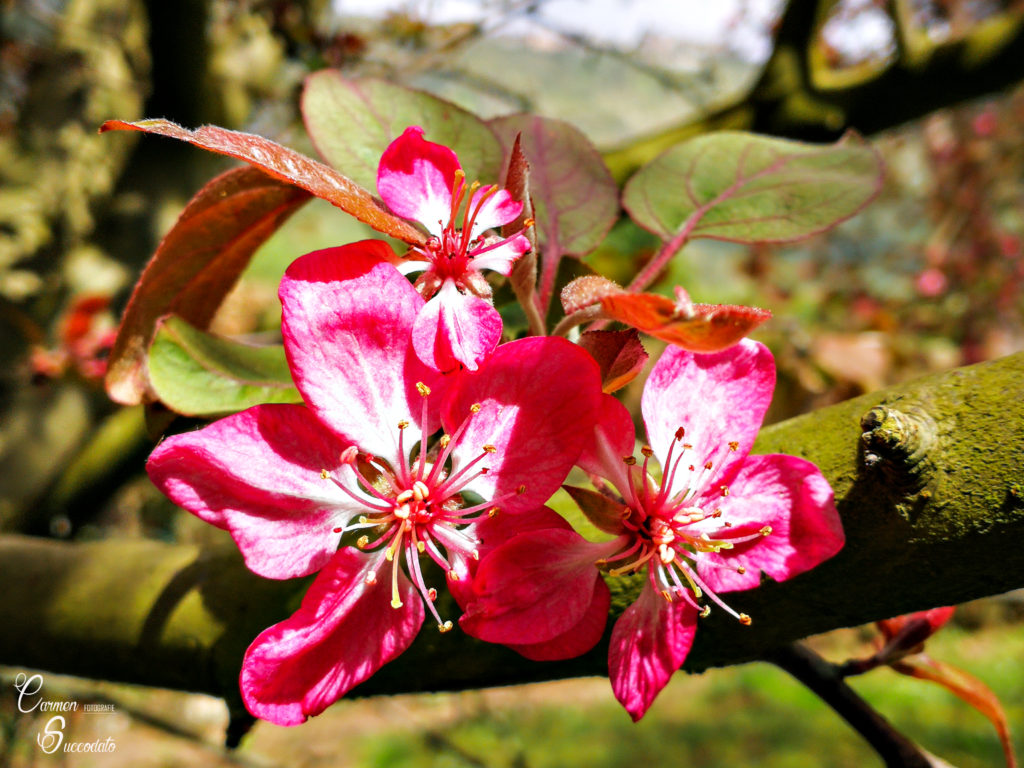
[504,134,539,311]
[601,292,771,353]
[100,118,425,245]
[563,485,628,535]
[560,275,623,315]
[878,606,957,645]
[892,656,1018,768]
[578,329,648,393]
[105,166,311,405]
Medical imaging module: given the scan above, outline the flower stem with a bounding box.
[766,642,947,768]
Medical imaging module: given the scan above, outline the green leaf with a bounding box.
[148,315,302,417]
[104,165,310,406]
[302,72,504,190]
[622,130,884,244]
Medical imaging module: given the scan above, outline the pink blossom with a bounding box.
[461,340,845,720]
[147,241,601,725]
[377,126,531,372]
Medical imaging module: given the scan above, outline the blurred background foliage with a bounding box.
[1,0,1023,765]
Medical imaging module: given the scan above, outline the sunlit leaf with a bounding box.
[148,315,301,416]
[491,115,618,311]
[489,115,618,259]
[302,72,503,190]
[99,118,424,244]
[622,130,884,244]
[577,329,648,393]
[105,166,310,405]
[601,292,771,352]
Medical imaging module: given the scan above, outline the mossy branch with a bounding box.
[1,352,1022,708]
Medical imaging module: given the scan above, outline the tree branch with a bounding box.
[1,352,1022,707]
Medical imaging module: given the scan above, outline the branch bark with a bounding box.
[1,352,1022,708]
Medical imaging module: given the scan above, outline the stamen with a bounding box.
[416,382,431,397]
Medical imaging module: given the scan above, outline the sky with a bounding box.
[333,0,788,62]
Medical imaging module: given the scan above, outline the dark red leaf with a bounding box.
[578,329,648,394]
[100,118,425,245]
[105,166,311,405]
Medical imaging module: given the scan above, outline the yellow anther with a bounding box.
[761,525,773,536]
[417,541,426,553]
[396,489,414,504]
[739,614,752,626]
[385,547,396,562]
[736,566,746,575]
[358,515,369,524]
[624,456,637,466]
[523,217,535,228]
[728,441,739,451]
[470,403,482,413]
[365,573,377,586]
[487,507,499,517]
[427,588,438,601]
[416,382,431,397]
[517,484,526,494]
[472,549,480,561]
[356,535,369,549]
[439,620,454,633]
[483,444,497,453]
[391,597,403,609]
[660,589,672,602]
[448,570,460,580]
[394,505,411,520]
[720,485,730,497]
[440,435,451,448]
[413,480,430,500]
[320,469,329,479]
[397,420,409,430]
[699,605,711,618]
[641,446,654,457]
[682,443,693,451]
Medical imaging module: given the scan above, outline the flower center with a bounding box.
[598,427,770,626]
[319,385,521,632]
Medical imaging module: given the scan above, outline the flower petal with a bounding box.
[241,549,424,726]
[695,454,844,594]
[609,580,698,721]
[447,505,572,607]
[147,404,356,579]
[467,185,523,238]
[280,241,444,462]
[642,339,775,496]
[377,126,458,236]
[578,393,636,495]
[444,336,603,514]
[412,280,502,372]
[506,576,611,661]
[459,528,613,645]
